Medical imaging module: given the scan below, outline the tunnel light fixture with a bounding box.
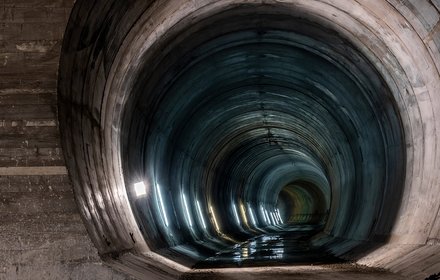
[134,181,147,197]
[156,184,169,227]
[196,200,207,229]
[182,193,193,227]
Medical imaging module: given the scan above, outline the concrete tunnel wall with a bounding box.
[1,0,440,279]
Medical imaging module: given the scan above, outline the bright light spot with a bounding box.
[134,181,147,196]
[196,200,207,229]
[242,246,249,258]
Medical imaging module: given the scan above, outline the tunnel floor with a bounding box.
[181,264,405,280]
[156,224,343,269]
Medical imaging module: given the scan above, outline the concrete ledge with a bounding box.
[0,166,68,176]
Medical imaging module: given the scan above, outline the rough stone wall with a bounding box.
[0,1,129,279]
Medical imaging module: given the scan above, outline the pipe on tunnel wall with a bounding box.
[58,0,440,278]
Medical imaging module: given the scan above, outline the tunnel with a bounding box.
[120,6,405,267]
[58,0,440,279]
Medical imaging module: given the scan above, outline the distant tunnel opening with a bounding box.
[119,5,406,268]
[276,180,328,225]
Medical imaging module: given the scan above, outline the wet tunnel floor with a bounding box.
[157,225,343,269]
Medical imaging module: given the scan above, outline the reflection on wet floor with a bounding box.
[195,225,342,268]
[157,224,343,268]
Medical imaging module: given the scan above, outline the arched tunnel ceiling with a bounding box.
[121,10,405,266]
[58,0,440,279]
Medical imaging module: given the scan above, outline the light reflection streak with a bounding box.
[242,246,249,258]
[249,240,256,255]
[260,205,267,223]
[276,209,283,223]
[156,184,169,227]
[263,208,271,225]
[182,193,192,227]
[196,200,207,229]
[232,203,240,225]
[248,204,257,226]
[210,205,221,233]
[270,212,278,225]
[239,202,249,227]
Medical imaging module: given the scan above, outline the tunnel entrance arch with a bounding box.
[58,0,440,278]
